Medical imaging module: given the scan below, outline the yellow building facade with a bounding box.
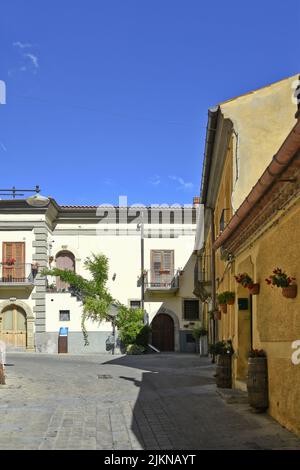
[198,74,300,436]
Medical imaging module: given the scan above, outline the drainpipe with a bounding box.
[209,207,217,362]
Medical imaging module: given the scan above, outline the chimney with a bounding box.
[193,196,200,206]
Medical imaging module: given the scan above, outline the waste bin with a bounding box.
[58,327,68,353]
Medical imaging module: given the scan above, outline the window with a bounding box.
[59,310,70,321]
[2,242,25,281]
[150,250,174,284]
[183,300,199,320]
[186,334,196,343]
[129,300,141,309]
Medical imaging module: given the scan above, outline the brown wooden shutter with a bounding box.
[2,242,25,280]
[162,251,173,272]
[150,250,174,284]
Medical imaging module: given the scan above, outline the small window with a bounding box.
[130,300,141,309]
[59,310,70,321]
[183,300,199,320]
[186,334,195,343]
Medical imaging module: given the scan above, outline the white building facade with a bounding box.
[0,198,200,354]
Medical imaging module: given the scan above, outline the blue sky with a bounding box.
[0,1,299,206]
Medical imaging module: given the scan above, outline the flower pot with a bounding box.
[214,311,221,320]
[248,283,260,295]
[282,284,297,299]
[220,303,227,314]
[227,298,235,305]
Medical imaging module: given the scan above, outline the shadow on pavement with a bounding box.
[103,353,215,449]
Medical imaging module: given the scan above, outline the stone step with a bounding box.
[216,387,249,404]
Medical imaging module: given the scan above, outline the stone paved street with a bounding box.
[0,353,300,450]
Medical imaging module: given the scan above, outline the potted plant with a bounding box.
[234,272,260,295]
[247,349,269,412]
[4,257,16,266]
[192,326,208,356]
[31,262,39,278]
[225,291,235,305]
[214,310,221,320]
[265,268,297,298]
[217,292,228,313]
[47,283,56,292]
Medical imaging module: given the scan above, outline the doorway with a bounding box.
[151,313,174,351]
[0,305,27,348]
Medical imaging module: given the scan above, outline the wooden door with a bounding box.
[151,250,174,286]
[0,306,26,348]
[151,314,174,351]
[2,242,25,281]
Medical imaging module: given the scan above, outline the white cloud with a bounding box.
[0,142,7,152]
[24,53,39,70]
[12,41,39,74]
[13,41,33,49]
[169,175,194,190]
[149,175,161,186]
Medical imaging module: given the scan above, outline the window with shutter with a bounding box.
[2,242,25,281]
[150,250,174,285]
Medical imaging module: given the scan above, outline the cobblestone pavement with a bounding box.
[1,352,300,450]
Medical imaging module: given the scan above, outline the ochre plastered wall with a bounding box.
[233,199,300,436]
[220,74,299,211]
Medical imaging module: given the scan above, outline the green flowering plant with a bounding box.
[209,339,234,356]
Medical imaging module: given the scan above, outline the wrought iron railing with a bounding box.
[144,269,180,289]
[194,255,211,285]
[0,263,39,283]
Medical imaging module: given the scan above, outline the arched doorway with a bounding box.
[151,313,174,351]
[0,305,27,348]
[55,250,75,291]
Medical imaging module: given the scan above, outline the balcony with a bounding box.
[193,255,212,300]
[143,270,180,299]
[0,263,38,289]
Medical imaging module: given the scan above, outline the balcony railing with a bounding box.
[144,269,180,292]
[0,263,38,284]
[194,255,212,299]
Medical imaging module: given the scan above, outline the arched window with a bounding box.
[55,250,75,291]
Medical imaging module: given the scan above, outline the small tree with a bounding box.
[43,254,113,346]
[44,253,151,350]
[115,306,151,351]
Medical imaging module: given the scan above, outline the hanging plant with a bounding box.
[265,268,297,299]
[225,291,235,305]
[217,292,228,313]
[234,273,260,295]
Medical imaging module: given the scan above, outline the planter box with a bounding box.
[199,336,208,356]
[214,311,221,320]
[220,303,227,314]
[282,285,297,299]
[248,283,260,295]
